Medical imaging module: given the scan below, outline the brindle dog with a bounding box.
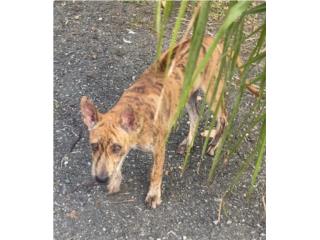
[80,36,252,208]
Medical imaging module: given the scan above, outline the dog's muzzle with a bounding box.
[95,175,108,183]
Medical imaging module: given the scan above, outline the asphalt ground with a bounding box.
[54,1,266,239]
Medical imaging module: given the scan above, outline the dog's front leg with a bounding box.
[107,172,122,194]
[107,157,125,194]
[145,141,165,208]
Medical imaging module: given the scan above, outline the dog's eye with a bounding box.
[111,144,122,154]
[91,143,99,152]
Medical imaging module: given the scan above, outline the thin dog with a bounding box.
[80,36,255,208]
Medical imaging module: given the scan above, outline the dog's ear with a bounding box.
[80,96,99,130]
[120,106,135,132]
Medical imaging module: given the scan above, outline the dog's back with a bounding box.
[115,36,225,128]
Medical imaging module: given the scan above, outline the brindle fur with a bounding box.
[80,36,229,208]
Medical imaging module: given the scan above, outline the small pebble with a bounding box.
[127,29,135,34]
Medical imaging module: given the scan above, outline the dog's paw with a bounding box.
[107,181,121,195]
[145,192,161,209]
[206,144,217,156]
[107,174,122,195]
[176,143,187,155]
[107,184,120,195]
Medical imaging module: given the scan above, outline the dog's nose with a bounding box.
[95,175,108,183]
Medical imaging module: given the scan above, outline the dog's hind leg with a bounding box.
[200,73,228,156]
[176,91,199,155]
[206,106,227,156]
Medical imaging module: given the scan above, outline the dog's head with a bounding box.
[80,96,135,183]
